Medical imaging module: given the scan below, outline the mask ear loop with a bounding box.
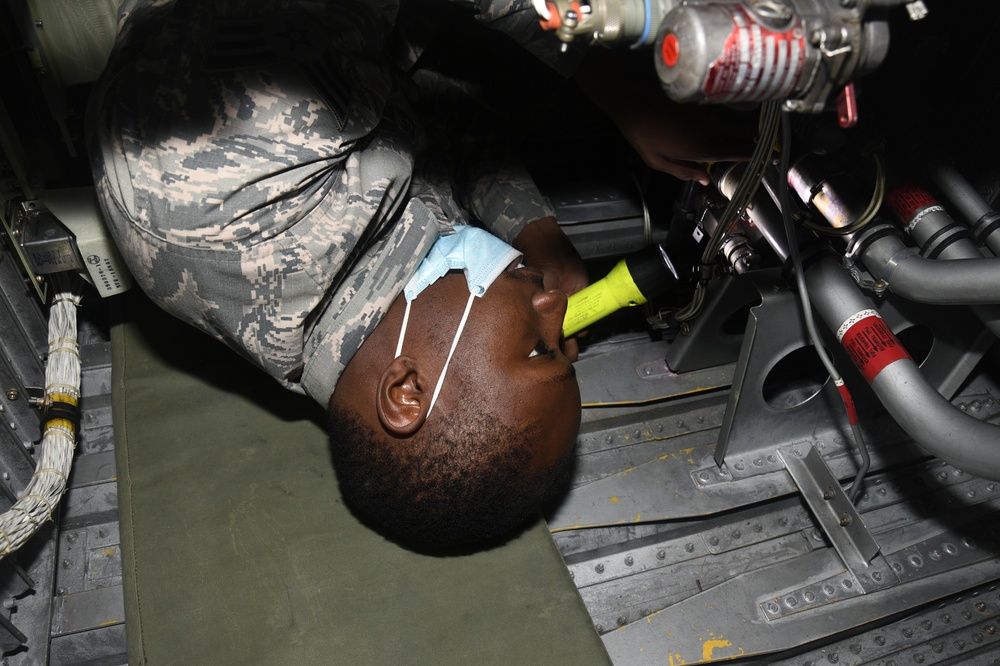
[394,292,476,417]
[395,299,413,359]
[428,291,476,416]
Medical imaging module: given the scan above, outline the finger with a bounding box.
[644,154,711,185]
[561,336,580,363]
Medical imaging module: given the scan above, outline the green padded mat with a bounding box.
[110,292,610,665]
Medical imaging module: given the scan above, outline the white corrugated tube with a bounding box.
[0,286,81,557]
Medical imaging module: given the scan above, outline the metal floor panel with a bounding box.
[549,332,1000,665]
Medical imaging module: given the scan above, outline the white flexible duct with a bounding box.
[0,287,81,557]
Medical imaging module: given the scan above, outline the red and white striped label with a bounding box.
[886,185,941,231]
[836,309,911,383]
[703,6,805,103]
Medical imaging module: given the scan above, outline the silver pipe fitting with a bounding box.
[805,257,1000,479]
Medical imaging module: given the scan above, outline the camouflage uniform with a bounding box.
[88,0,567,405]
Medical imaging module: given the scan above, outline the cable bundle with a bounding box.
[0,284,81,557]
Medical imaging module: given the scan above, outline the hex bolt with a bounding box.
[617,616,628,627]
[839,515,852,527]
[595,563,605,574]
[766,602,780,614]
[624,556,634,567]
[4,389,18,401]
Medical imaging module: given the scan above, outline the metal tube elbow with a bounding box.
[857,231,1000,305]
[805,257,1000,480]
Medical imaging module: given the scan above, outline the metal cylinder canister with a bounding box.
[655,1,806,104]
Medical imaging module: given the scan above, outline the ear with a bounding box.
[375,355,430,436]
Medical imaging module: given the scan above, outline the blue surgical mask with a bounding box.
[395,225,523,416]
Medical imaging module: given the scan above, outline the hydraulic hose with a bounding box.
[805,257,1000,479]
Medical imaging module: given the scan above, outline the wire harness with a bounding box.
[0,283,81,557]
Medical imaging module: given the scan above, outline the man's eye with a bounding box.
[529,340,553,358]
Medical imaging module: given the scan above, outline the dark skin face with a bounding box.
[332,263,582,476]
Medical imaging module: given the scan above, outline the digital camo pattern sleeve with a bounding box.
[87,0,440,404]
[460,152,554,244]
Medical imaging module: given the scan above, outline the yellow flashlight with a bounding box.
[563,244,680,337]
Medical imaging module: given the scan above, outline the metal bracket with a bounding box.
[778,444,886,592]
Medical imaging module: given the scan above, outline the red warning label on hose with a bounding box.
[886,185,938,227]
[837,309,911,383]
[703,5,805,103]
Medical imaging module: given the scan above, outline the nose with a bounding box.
[533,289,568,339]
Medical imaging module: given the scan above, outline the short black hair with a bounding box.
[327,402,574,552]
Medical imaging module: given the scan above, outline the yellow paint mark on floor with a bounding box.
[609,496,620,503]
[702,639,733,661]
